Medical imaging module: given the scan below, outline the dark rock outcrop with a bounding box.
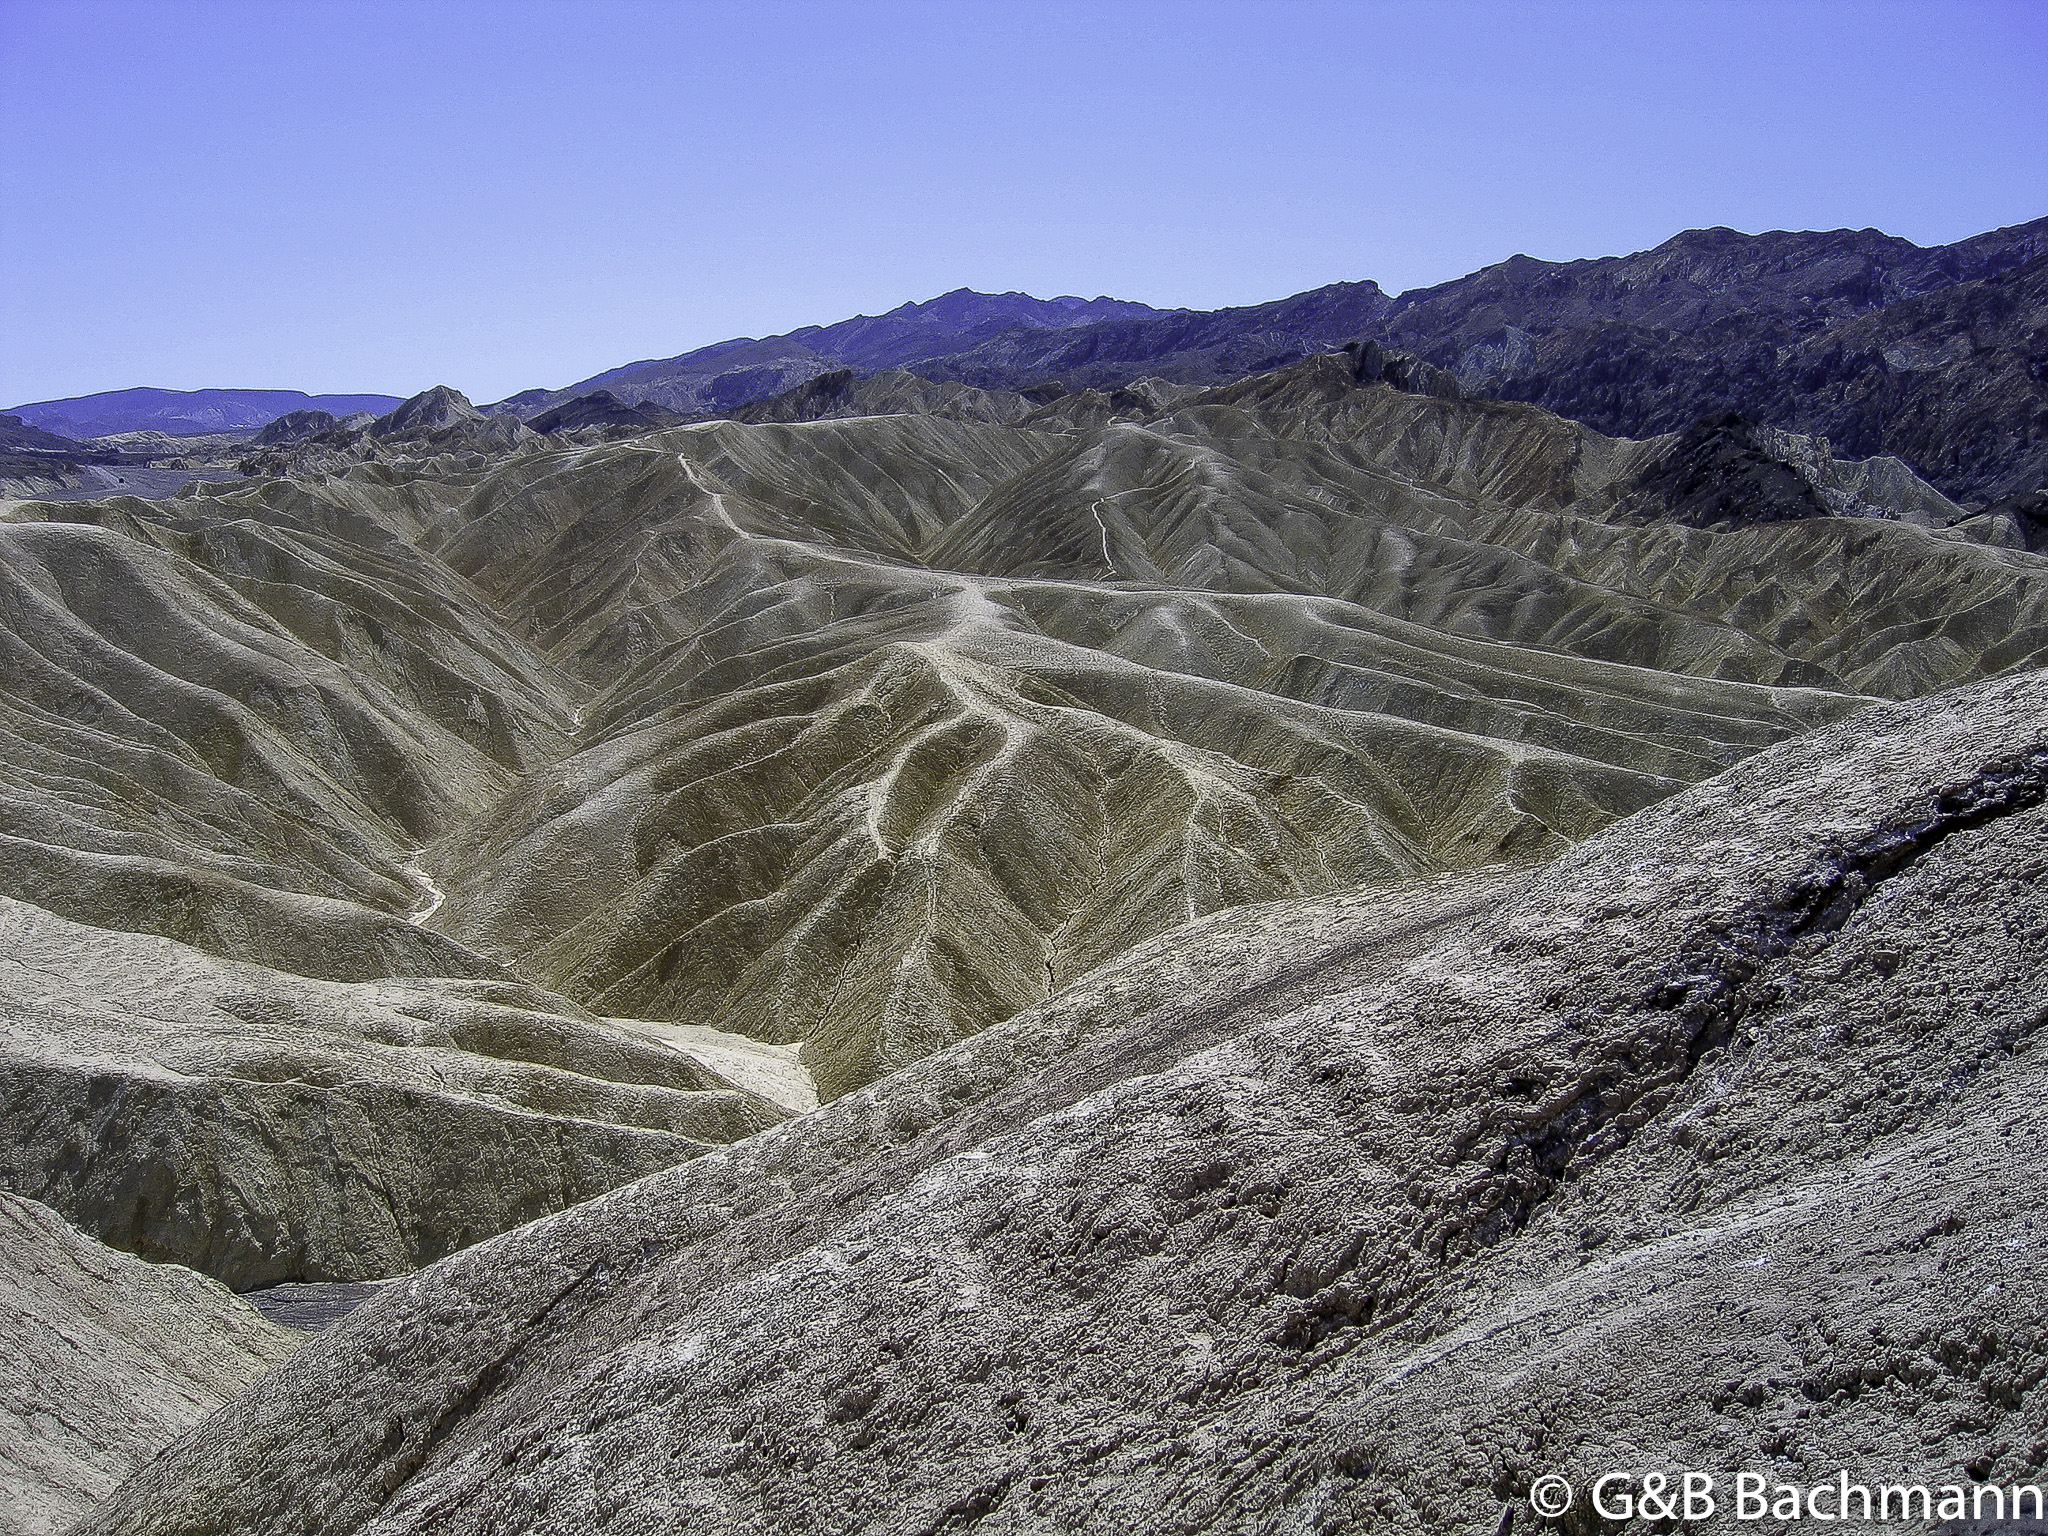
[251,408,337,445]
[371,385,485,435]
[0,414,84,454]
[1961,488,2048,553]
[0,414,117,498]
[1620,411,1838,527]
[526,391,686,435]
[725,368,1036,426]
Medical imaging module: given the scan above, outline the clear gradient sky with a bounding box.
[2,0,2043,407]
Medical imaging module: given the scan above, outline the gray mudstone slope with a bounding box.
[79,668,2048,1534]
[0,896,788,1289]
[0,1193,293,1536]
[10,360,2045,1123]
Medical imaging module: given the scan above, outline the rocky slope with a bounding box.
[0,894,788,1288]
[0,1192,294,1536]
[74,666,2048,1535]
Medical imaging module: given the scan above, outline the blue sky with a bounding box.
[2,0,2042,407]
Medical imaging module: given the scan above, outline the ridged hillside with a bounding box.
[2,349,2044,1298]
[78,667,2048,1536]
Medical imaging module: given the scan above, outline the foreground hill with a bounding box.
[77,665,2048,1535]
[0,1192,294,1533]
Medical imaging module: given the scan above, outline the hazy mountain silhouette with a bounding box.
[4,387,406,439]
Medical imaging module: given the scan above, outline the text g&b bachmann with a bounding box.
[1535,1469,2048,1523]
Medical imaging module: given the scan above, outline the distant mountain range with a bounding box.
[10,215,2043,500]
[3,388,404,440]
[874,219,2048,503]
[483,281,1408,424]
[1372,218,2048,504]
[487,289,1165,419]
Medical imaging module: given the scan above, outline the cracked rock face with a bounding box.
[77,669,2048,1535]
[0,1193,295,1536]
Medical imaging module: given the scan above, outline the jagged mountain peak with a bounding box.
[372,385,483,435]
[864,287,1155,326]
[251,408,337,446]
